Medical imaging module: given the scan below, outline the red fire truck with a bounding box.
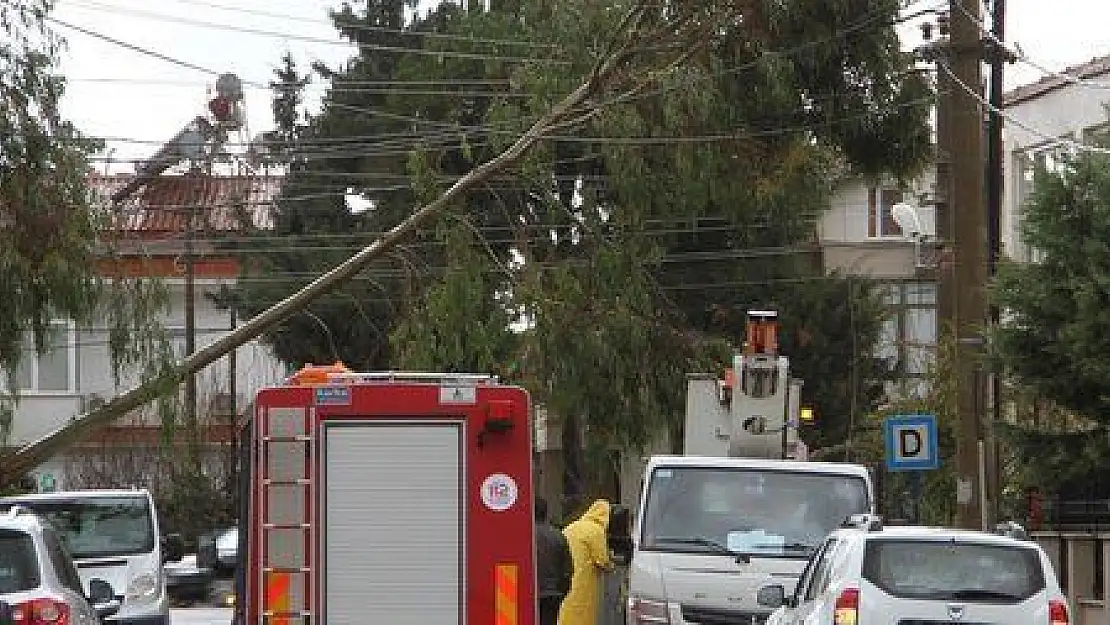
[232,363,537,625]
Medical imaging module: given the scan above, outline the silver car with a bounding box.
[0,506,118,625]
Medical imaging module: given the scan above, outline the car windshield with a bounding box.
[0,530,40,593]
[3,497,155,560]
[862,539,1046,602]
[640,466,869,558]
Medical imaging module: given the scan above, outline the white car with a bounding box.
[756,515,1070,625]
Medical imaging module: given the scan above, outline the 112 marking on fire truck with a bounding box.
[238,363,536,625]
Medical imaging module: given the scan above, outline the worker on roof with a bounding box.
[558,499,613,625]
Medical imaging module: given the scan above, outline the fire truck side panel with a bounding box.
[246,381,536,625]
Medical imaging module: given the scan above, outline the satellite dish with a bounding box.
[344,188,375,214]
[891,202,924,238]
[210,73,245,130]
[215,73,244,102]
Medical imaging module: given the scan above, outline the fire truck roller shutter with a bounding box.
[322,420,464,625]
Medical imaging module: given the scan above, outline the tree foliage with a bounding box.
[989,145,1110,511]
[1,0,102,376]
[0,1,182,445]
[237,0,931,479]
[390,219,517,374]
[991,148,1110,423]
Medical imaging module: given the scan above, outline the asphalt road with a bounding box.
[171,607,232,625]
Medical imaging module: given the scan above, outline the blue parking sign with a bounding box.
[884,414,939,472]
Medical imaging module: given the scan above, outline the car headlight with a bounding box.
[125,572,160,601]
[628,596,670,624]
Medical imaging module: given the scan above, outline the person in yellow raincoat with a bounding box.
[557,499,613,625]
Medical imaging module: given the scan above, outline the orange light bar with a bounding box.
[495,563,519,625]
[288,361,350,385]
[265,571,291,625]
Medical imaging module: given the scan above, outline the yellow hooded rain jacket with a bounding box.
[557,499,613,625]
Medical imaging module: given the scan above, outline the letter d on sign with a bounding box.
[884,414,938,471]
[898,429,923,458]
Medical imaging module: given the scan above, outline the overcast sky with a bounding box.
[48,0,1110,170]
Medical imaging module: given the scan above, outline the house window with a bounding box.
[868,187,905,238]
[6,321,76,393]
[875,282,937,398]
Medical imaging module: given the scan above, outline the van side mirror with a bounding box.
[163,533,185,563]
[756,584,787,609]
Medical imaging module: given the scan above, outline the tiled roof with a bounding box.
[88,173,282,234]
[1003,53,1110,108]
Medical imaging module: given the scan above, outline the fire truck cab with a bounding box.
[234,364,536,625]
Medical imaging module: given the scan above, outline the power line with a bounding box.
[79,84,884,149]
[62,0,567,64]
[49,16,229,79]
[70,76,514,88]
[53,2,938,184]
[158,0,558,49]
[83,91,938,166]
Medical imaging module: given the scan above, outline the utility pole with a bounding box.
[184,174,198,445]
[228,299,238,511]
[184,152,217,466]
[948,0,988,530]
[985,0,1007,528]
[931,13,954,328]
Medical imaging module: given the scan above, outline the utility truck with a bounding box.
[627,311,874,625]
[232,363,537,625]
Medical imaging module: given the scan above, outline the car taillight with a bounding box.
[1049,599,1069,625]
[11,598,70,625]
[833,587,859,625]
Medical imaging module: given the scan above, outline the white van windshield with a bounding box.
[8,496,155,560]
[640,467,869,557]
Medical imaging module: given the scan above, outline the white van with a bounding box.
[626,455,874,625]
[0,488,183,625]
